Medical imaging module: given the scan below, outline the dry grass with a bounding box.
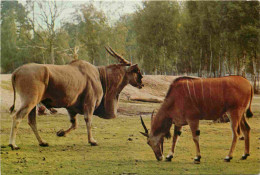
[1,98,260,174]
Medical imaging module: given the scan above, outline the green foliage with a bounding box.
[108,14,138,65]
[133,1,180,74]
[1,1,36,71]
[1,2,18,72]
[1,1,259,77]
[77,4,108,65]
[133,1,259,76]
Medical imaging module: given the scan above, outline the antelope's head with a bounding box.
[105,46,144,89]
[140,112,164,161]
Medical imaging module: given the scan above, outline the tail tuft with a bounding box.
[246,109,253,118]
[246,84,254,118]
[9,105,15,113]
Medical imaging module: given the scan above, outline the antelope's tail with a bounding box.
[9,74,16,113]
[246,85,253,118]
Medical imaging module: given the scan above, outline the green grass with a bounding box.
[1,103,260,175]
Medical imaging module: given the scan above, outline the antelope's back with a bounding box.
[12,60,103,108]
[167,76,252,120]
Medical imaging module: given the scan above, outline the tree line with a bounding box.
[1,1,259,91]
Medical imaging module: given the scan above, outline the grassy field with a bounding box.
[1,97,260,175]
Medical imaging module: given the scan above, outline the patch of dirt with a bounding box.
[1,74,17,112]
[120,75,177,102]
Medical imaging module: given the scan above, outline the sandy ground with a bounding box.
[121,75,176,101]
[1,74,16,111]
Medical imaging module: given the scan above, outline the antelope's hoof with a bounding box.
[194,156,201,164]
[241,154,250,160]
[224,157,232,162]
[39,142,49,147]
[165,155,173,162]
[239,136,245,140]
[57,129,65,137]
[8,144,20,150]
[50,108,58,114]
[90,142,98,146]
[194,160,200,164]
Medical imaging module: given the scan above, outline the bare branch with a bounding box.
[17,45,47,50]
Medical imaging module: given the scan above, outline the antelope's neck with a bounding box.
[98,67,107,94]
[98,65,128,96]
[151,107,172,137]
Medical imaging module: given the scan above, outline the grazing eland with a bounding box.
[140,76,253,163]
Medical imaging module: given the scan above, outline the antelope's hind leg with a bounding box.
[9,78,47,150]
[224,110,243,162]
[188,120,201,164]
[9,107,28,150]
[28,107,49,147]
[9,104,36,150]
[240,115,251,160]
[166,125,182,161]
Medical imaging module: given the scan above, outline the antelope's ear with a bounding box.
[140,131,149,137]
[127,64,138,72]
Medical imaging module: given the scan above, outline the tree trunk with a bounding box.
[42,52,45,64]
[32,2,35,38]
[236,57,240,75]
[257,72,260,93]
[106,49,109,65]
[218,50,221,77]
[198,48,202,77]
[175,57,178,75]
[163,51,166,75]
[190,56,193,75]
[50,41,55,64]
[252,52,258,93]
[130,48,132,64]
[223,52,229,76]
[227,48,232,74]
[92,49,95,65]
[241,51,246,78]
[209,35,213,78]
[162,38,166,75]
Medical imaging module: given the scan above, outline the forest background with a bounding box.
[1,1,259,91]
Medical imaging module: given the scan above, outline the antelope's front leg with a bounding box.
[166,125,182,161]
[84,107,97,146]
[57,110,78,137]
